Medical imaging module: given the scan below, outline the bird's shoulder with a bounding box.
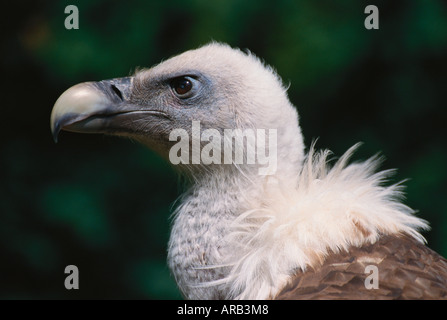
[275,234,447,299]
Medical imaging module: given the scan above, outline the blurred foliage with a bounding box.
[1,0,446,299]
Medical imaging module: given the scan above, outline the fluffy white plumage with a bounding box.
[222,144,428,299]
[165,43,429,300]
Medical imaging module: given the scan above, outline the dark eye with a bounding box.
[171,76,194,98]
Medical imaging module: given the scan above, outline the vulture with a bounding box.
[50,43,447,300]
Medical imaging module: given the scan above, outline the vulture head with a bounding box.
[51,43,447,300]
[51,43,303,179]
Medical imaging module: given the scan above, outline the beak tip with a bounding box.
[52,132,59,144]
[50,118,60,143]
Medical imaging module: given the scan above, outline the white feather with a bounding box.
[221,143,428,299]
[164,43,428,300]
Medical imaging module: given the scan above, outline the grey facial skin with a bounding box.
[51,67,231,162]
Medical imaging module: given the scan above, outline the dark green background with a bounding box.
[1,0,446,299]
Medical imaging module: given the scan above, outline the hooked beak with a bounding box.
[50,77,168,142]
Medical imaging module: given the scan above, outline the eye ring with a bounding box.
[170,76,195,98]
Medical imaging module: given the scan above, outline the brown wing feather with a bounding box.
[275,235,447,299]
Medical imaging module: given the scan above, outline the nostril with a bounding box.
[111,84,123,100]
